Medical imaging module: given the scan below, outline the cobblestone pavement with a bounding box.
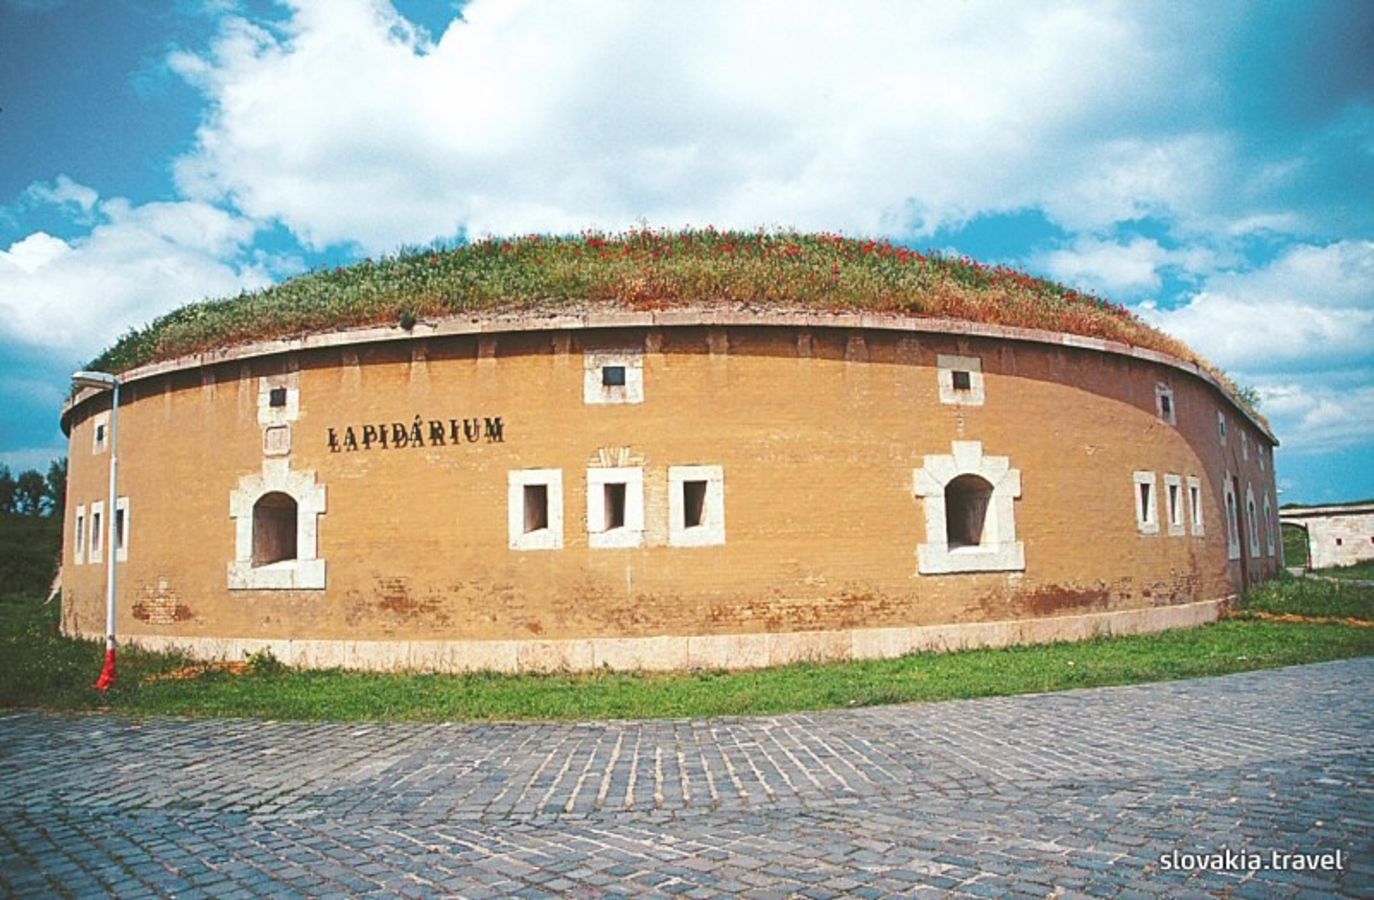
[2,659,1371,898]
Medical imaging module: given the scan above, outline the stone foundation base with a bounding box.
[79,599,1230,674]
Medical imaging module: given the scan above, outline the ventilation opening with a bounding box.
[523,484,549,533]
[683,480,708,528]
[603,482,627,530]
[945,474,992,549]
[269,387,287,408]
[1336,537,1343,547]
[602,365,626,387]
[951,370,972,392]
[252,491,298,566]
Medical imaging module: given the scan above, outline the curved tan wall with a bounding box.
[60,316,1282,671]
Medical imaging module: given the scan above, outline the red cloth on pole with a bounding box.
[94,649,117,691]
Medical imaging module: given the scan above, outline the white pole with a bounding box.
[105,379,119,652]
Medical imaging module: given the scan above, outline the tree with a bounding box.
[45,458,67,516]
[0,465,14,514]
[13,470,47,516]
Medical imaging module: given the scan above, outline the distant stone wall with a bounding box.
[1282,509,1374,570]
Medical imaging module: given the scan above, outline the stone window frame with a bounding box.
[257,373,300,427]
[1245,484,1261,558]
[586,465,645,549]
[1155,383,1176,426]
[669,464,726,547]
[115,496,130,563]
[74,504,86,565]
[1223,475,1241,561]
[1262,492,1275,557]
[91,410,110,454]
[936,354,985,406]
[1133,470,1160,536]
[228,460,327,590]
[89,500,105,564]
[584,349,644,405]
[1186,475,1204,536]
[508,468,564,551]
[913,441,1023,574]
[1163,473,1185,536]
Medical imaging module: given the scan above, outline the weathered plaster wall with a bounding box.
[60,321,1281,670]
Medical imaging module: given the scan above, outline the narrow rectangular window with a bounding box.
[523,484,548,533]
[603,482,627,530]
[1168,484,1180,526]
[1187,477,1204,536]
[74,507,86,564]
[91,511,103,555]
[1155,383,1176,425]
[1133,471,1159,535]
[115,508,125,551]
[683,480,708,528]
[670,465,726,546]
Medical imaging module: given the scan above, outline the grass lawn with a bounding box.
[1312,560,1374,582]
[3,575,1371,722]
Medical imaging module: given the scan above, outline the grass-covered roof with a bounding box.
[89,228,1238,401]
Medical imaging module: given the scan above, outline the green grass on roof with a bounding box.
[87,228,1250,412]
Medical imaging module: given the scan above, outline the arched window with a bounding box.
[252,491,298,566]
[945,474,992,548]
[913,441,1024,574]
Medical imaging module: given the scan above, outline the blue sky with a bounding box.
[1,0,1371,502]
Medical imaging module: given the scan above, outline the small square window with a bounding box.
[937,355,984,406]
[585,350,644,404]
[269,387,287,408]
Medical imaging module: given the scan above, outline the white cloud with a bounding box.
[0,182,279,354]
[1040,236,1205,296]
[1142,240,1374,369]
[168,0,1242,254]
[1254,372,1374,453]
[25,174,99,221]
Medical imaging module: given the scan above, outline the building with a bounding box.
[59,237,1282,673]
[1280,501,1374,571]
